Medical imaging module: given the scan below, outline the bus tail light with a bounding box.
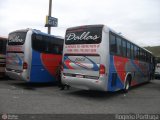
[23,62,28,69]
[100,64,105,75]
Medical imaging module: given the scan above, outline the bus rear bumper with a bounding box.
[62,75,107,91]
[5,70,28,81]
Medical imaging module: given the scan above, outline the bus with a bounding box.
[155,63,160,79]
[61,25,155,92]
[6,28,63,83]
[0,37,7,78]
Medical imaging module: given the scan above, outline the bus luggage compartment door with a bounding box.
[63,54,100,79]
[6,52,24,72]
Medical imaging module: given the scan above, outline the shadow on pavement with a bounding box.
[0,76,11,81]
[8,81,58,90]
[66,89,125,100]
[65,81,154,99]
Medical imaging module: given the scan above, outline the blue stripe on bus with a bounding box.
[108,55,149,91]
[107,55,124,91]
[130,60,145,77]
[15,53,23,66]
[30,50,56,83]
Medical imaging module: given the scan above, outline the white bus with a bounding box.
[62,25,155,92]
[6,28,64,82]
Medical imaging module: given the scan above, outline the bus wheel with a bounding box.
[123,77,130,93]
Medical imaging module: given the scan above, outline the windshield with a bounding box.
[8,32,27,45]
[65,25,103,44]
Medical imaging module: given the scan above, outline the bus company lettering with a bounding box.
[7,46,23,52]
[9,36,23,43]
[66,32,100,41]
[65,44,99,53]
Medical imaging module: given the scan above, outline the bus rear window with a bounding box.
[8,32,27,45]
[65,25,103,44]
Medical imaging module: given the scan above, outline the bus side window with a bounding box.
[116,37,122,55]
[59,46,63,54]
[148,54,151,63]
[139,49,143,61]
[53,46,58,54]
[131,44,134,59]
[32,34,48,53]
[110,33,117,55]
[127,42,131,58]
[141,49,145,61]
[134,45,138,60]
[122,40,127,57]
[137,47,140,60]
[142,50,145,61]
[151,56,153,63]
[146,53,149,62]
[139,49,141,61]
[48,43,62,54]
[144,51,147,62]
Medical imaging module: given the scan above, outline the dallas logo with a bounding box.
[9,36,23,43]
[66,32,100,41]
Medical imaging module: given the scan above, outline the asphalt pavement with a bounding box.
[0,78,160,114]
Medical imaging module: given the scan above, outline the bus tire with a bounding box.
[123,76,131,93]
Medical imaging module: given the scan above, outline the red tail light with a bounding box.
[23,62,28,69]
[100,64,105,75]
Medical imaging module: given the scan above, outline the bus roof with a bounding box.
[32,29,64,40]
[9,28,64,40]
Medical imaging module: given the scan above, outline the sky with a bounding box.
[0,0,160,47]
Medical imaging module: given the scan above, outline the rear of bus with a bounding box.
[62,25,110,91]
[6,29,64,83]
[6,30,28,81]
